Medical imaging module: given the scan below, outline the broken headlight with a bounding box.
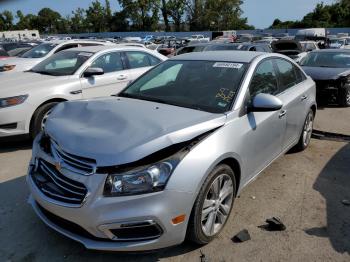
[103,158,180,196]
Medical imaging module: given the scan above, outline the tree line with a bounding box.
[0,0,254,33]
[270,0,350,29]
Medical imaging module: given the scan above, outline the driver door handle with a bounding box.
[279,110,287,119]
[117,75,128,80]
[301,95,308,101]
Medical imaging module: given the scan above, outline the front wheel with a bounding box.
[338,85,350,107]
[293,109,314,152]
[187,164,236,244]
[30,102,59,139]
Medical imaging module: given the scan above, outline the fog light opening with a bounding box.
[172,214,186,225]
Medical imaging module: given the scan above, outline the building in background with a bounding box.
[0,30,40,41]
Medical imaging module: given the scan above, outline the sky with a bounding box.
[0,0,337,29]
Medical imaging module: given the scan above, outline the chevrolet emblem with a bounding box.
[55,162,62,171]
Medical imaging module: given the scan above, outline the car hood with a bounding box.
[0,72,71,95]
[45,97,227,166]
[302,66,350,80]
[0,57,42,72]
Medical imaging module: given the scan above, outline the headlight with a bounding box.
[0,64,16,72]
[0,95,28,108]
[104,159,180,196]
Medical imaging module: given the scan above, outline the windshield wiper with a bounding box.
[31,70,55,76]
[119,93,207,112]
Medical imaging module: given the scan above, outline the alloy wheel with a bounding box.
[201,174,234,237]
[302,112,313,147]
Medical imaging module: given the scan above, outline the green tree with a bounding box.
[119,0,160,31]
[85,0,106,32]
[0,10,14,30]
[37,8,61,33]
[71,8,87,33]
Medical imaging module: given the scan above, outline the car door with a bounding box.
[274,58,308,150]
[123,51,162,81]
[241,59,286,180]
[81,51,129,98]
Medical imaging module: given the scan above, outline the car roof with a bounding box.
[171,50,265,63]
[64,45,149,53]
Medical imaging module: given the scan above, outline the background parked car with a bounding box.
[0,40,114,73]
[176,42,271,56]
[271,39,307,63]
[301,49,350,106]
[0,46,167,138]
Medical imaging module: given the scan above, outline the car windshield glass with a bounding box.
[300,52,350,68]
[330,39,345,45]
[119,60,247,113]
[21,43,58,58]
[30,50,93,76]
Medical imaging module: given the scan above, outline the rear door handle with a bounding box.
[117,75,128,80]
[301,95,308,101]
[279,110,287,119]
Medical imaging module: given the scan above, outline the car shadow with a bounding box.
[304,143,350,255]
[0,175,201,261]
[0,135,32,153]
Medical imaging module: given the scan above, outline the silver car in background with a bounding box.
[27,51,316,251]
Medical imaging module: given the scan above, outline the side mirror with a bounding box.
[83,67,104,77]
[248,93,283,112]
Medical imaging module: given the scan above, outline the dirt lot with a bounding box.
[0,107,349,262]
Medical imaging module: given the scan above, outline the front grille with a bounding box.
[51,141,97,175]
[31,159,87,205]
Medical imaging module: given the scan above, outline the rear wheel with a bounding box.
[338,85,350,107]
[30,102,58,139]
[187,164,236,244]
[293,109,314,152]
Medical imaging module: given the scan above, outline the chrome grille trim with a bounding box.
[40,161,86,191]
[41,163,85,196]
[50,141,97,176]
[31,159,88,205]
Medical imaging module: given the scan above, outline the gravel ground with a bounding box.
[0,107,349,262]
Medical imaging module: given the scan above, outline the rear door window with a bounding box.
[125,51,152,69]
[91,52,123,73]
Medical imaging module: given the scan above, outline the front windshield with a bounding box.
[30,50,93,76]
[330,39,345,45]
[300,52,350,68]
[21,43,58,58]
[119,60,248,113]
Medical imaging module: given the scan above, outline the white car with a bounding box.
[0,40,114,73]
[0,46,167,138]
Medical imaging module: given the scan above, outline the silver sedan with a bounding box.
[27,51,316,251]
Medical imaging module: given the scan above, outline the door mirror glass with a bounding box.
[249,93,283,112]
[83,67,104,77]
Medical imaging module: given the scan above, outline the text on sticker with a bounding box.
[213,62,243,69]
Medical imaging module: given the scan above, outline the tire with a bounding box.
[30,102,59,139]
[338,85,350,107]
[187,164,236,245]
[293,109,314,152]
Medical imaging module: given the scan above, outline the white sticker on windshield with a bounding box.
[213,62,243,69]
[78,52,93,57]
